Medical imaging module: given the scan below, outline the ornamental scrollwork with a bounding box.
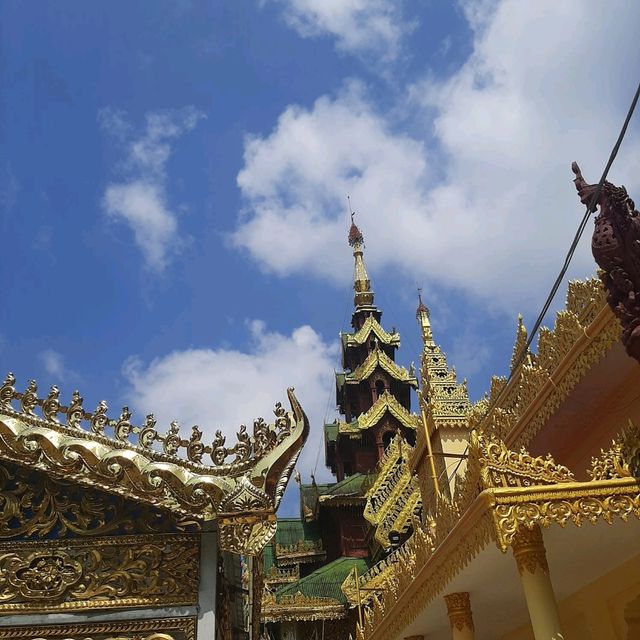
[0,373,295,469]
[477,432,574,488]
[589,422,640,480]
[444,592,474,632]
[0,534,199,613]
[0,382,309,554]
[0,461,197,539]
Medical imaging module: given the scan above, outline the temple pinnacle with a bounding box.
[348,211,374,308]
[416,289,434,346]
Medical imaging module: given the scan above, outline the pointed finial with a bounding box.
[348,198,364,247]
[416,287,430,319]
[416,287,434,345]
[348,199,373,307]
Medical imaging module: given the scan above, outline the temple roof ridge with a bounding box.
[337,390,419,434]
[342,315,401,348]
[343,344,418,387]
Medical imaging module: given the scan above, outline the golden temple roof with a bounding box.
[343,344,418,387]
[416,300,471,432]
[337,390,419,435]
[0,374,309,555]
[342,315,401,348]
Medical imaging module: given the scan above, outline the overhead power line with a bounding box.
[443,79,640,488]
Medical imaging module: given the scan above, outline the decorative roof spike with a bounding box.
[416,290,434,346]
[348,209,374,308]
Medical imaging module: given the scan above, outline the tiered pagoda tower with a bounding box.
[327,218,417,482]
[261,219,419,639]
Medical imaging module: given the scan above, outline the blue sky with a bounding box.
[2,1,640,515]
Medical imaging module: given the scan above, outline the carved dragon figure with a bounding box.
[572,162,640,362]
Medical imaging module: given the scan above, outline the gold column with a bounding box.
[444,592,475,640]
[512,526,564,640]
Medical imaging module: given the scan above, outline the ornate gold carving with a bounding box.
[261,591,345,622]
[338,390,418,434]
[0,618,196,640]
[276,538,324,558]
[478,432,574,488]
[356,434,640,639]
[444,592,474,632]
[0,381,310,554]
[346,345,417,386]
[511,525,549,576]
[476,279,619,446]
[342,541,414,606]
[354,279,632,640]
[418,317,471,432]
[343,315,400,348]
[6,551,83,600]
[0,461,196,539]
[589,422,640,480]
[264,563,299,587]
[364,435,421,549]
[490,478,640,551]
[218,515,277,556]
[0,534,199,613]
[355,510,493,640]
[0,374,296,468]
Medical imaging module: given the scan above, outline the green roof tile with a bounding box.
[275,557,369,603]
[275,518,323,546]
[263,544,276,572]
[324,423,339,443]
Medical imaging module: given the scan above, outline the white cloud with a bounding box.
[272,0,411,62]
[233,1,640,314]
[40,349,75,382]
[103,182,178,271]
[233,83,429,282]
[99,107,205,271]
[122,320,339,482]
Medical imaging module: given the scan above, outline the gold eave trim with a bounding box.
[344,317,401,348]
[345,349,417,387]
[261,599,345,622]
[368,476,640,640]
[502,305,615,448]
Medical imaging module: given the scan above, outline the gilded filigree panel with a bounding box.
[0,461,198,539]
[0,534,199,613]
[0,617,196,640]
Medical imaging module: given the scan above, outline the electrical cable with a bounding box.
[442,80,640,487]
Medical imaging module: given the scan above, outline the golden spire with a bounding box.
[416,289,434,346]
[348,209,374,308]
